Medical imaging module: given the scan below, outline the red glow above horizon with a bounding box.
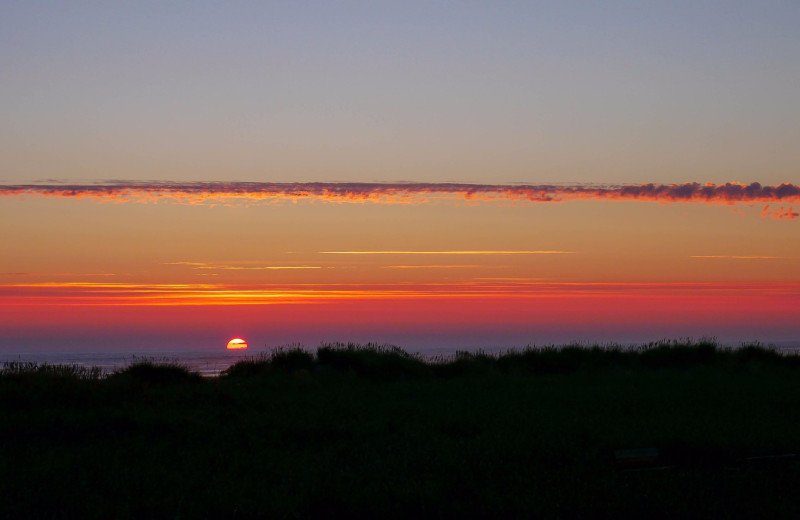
[2,281,799,349]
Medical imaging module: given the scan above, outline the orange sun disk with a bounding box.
[226,337,248,350]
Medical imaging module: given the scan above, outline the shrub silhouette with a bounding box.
[222,357,270,377]
[316,342,431,380]
[734,344,781,364]
[270,348,315,372]
[222,346,315,377]
[112,360,202,384]
[638,339,719,369]
[434,350,498,377]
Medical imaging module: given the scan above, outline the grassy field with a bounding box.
[3,341,800,518]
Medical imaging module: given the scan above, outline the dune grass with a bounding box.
[218,339,800,380]
[108,358,203,384]
[0,360,103,380]
[3,340,800,518]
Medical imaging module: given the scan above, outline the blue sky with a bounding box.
[1,2,799,351]
[2,1,799,184]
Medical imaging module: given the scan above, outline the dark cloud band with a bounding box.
[1,181,798,214]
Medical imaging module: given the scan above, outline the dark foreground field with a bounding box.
[3,341,800,519]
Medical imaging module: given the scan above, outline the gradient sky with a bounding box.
[1,2,798,352]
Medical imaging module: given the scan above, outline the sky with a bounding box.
[1,1,799,352]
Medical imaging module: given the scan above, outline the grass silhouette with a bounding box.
[0,360,102,380]
[108,358,203,385]
[217,339,800,380]
[3,340,800,518]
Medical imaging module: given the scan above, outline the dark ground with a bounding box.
[2,342,800,519]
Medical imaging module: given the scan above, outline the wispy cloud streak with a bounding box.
[2,181,799,209]
[162,261,321,270]
[3,282,799,307]
[690,255,786,260]
[761,205,799,220]
[0,272,116,277]
[382,265,485,269]
[321,250,572,255]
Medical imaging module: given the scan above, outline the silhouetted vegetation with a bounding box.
[0,361,102,381]
[221,345,315,377]
[108,358,203,385]
[315,342,432,380]
[3,340,800,518]
[217,339,800,380]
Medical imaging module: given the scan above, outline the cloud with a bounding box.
[690,255,785,260]
[472,277,549,282]
[382,265,486,269]
[321,250,574,255]
[162,261,321,270]
[212,266,322,270]
[4,281,799,307]
[1,181,799,209]
[0,272,116,277]
[761,205,799,220]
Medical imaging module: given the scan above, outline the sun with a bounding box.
[226,337,248,350]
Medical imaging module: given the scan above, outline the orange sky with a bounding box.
[1,190,798,351]
[3,3,800,352]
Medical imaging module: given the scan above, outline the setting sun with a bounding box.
[226,338,248,350]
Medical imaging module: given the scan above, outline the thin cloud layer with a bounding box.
[382,265,486,269]
[321,250,573,255]
[2,181,799,214]
[5,281,800,307]
[162,261,321,270]
[690,255,785,260]
[761,205,799,220]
